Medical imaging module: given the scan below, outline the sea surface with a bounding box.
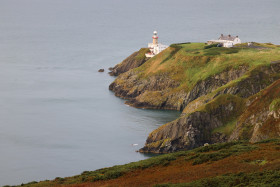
[0,0,279,185]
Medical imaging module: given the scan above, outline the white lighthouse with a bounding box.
[152,31,158,45]
[145,31,168,58]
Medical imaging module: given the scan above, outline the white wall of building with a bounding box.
[233,38,241,45]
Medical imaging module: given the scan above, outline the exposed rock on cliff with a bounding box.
[139,111,223,153]
[109,42,280,153]
[109,48,150,76]
[139,94,246,153]
[140,64,280,153]
[229,79,280,143]
[109,71,184,110]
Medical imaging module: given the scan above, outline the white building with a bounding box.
[145,31,168,58]
[207,34,241,48]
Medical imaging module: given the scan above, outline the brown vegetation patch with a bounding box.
[65,142,280,187]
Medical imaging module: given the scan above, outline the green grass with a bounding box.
[176,43,278,90]
[117,42,280,110]
[188,142,257,165]
[200,94,246,121]
[212,120,237,136]
[135,48,150,60]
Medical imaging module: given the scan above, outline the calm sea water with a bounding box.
[0,0,279,185]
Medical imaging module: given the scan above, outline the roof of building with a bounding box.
[218,34,238,41]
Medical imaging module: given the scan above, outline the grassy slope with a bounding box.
[135,42,280,92]
[113,42,280,110]
[13,139,280,187]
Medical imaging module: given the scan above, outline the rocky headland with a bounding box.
[109,42,280,153]
[16,42,280,187]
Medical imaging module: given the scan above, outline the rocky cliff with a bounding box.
[229,79,280,143]
[109,48,150,76]
[110,43,280,153]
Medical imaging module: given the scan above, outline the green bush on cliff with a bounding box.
[204,44,217,49]
[135,48,150,60]
[203,47,240,56]
[170,43,191,49]
[212,120,237,136]
[269,98,280,111]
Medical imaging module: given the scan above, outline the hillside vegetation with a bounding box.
[12,139,280,187]
[11,42,280,187]
[109,42,280,153]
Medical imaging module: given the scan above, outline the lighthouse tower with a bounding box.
[145,31,168,58]
[152,31,158,45]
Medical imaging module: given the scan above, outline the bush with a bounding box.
[204,44,218,49]
[204,51,220,56]
[269,99,280,111]
[104,170,124,179]
[170,44,183,49]
[225,49,239,54]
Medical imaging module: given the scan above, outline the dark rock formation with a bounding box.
[98,69,104,72]
[139,111,223,153]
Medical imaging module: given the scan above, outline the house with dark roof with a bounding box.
[207,34,241,48]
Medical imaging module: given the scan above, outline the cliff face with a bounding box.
[109,71,184,110]
[139,111,223,153]
[140,64,280,153]
[110,43,280,153]
[229,79,280,143]
[109,48,150,76]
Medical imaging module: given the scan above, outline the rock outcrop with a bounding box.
[109,48,150,76]
[139,111,223,153]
